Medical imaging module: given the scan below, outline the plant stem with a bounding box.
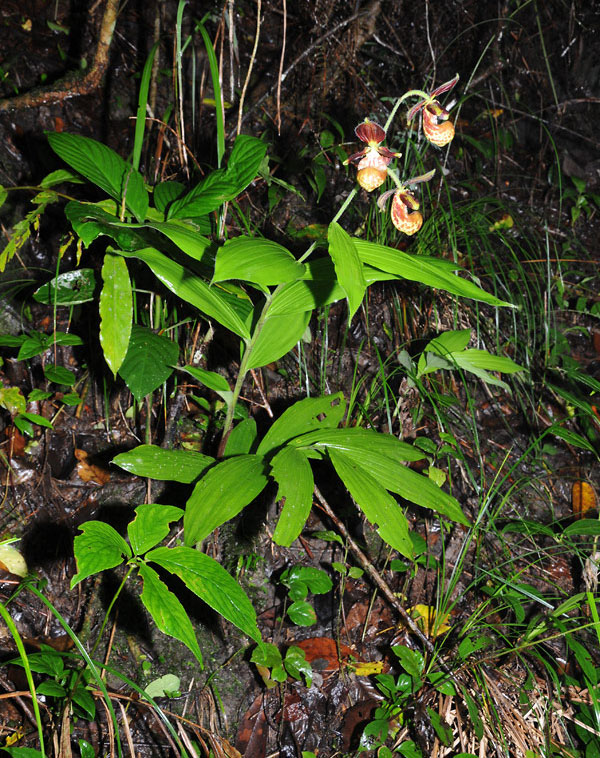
[220,290,276,446]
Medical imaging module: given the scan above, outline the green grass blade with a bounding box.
[133,41,159,172]
[197,18,225,167]
[0,599,45,755]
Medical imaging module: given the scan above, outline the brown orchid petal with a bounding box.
[377,146,402,160]
[391,193,423,235]
[355,119,386,144]
[343,147,368,165]
[357,166,387,192]
[407,99,428,121]
[423,107,455,147]
[430,73,460,99]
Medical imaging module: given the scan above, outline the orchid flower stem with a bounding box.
[384,90,430,132]
[298,186,358,265]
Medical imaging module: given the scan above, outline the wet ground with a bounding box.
[1,0,600,756]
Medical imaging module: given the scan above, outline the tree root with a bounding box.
[0,0,118,114]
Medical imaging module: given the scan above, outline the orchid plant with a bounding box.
[344,74,459,235]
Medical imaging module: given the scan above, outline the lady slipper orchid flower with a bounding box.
[344,119,401,192]
[377,169,435,236]
[407,74,459,147]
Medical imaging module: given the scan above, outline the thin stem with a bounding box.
[221,289,275,443]
[384,89,429,132]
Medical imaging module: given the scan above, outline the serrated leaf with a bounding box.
[47,133,148,222]
[287,600,317,626]
[100,253,133,376]
[128,504,184,555]
[33,268,96,306]
[0,385,26,415]
[282,566,332,594]
[17,411,53,429]
[71,521,132,586]
[118,326,178,402]
[271,446,314,546]
[214,237,304,287]
[44,365,75,386]
[392,644,424,677]
[246,309,311,370]
[112,444,214,483]
[137,562,202,666]
[184,455,268,545]
[257,393,346,456]
[118,247,251,339]
[147,545,261,643]
[328,448,414,557]
[328,222,366,320]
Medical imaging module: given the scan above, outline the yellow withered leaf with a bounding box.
[349,661,385,676]
[572,481,597,519]
[408,604,452,638]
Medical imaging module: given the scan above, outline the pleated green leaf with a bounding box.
[147,545,262,644]
[100,252,132,377]
[184,455,269,546]
[137,562,203,666]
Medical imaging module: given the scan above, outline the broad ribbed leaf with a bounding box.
[425,329,472,356]
[271,447,314,546]
[153,181,185,213]
[268,258,396,316]
[137,562,203,665]
[354,240,513,307]
[143,221,212,263]
[167,169,236,219]
[33,269,96,306]
[184,455,268,546]
[227,134,267,190]
[328,222,366,319]
[71,521,132,587]
[119,247,251,339]
[327,442,469,526]
[148,545,262,642]
[128,504,184,555]
[246,310,311,370]
[118,326,179,402]
[257,393,346,456]
[65,201,146,250]
[168,135,266,219]
[224,418,258,456]
[100,253,132,376]
[214,237,304,286]
[291,427,426,463]
[112,444,214,482]
[47,133,148,222]
[328,448,414,557]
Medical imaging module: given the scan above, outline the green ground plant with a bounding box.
[1,21,567,755]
